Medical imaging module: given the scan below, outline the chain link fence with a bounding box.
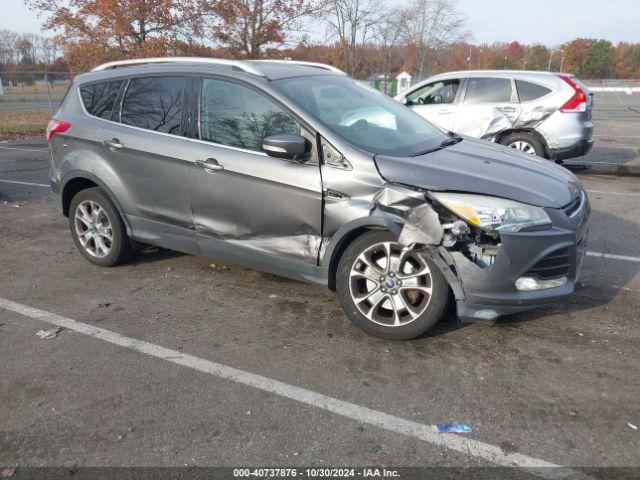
[0,70,78,112]
[0,70,78,141]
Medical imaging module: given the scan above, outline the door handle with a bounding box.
[102,138,123,150]
[195,158,224,172]
[498,106,517,113]
[438,109,453,114]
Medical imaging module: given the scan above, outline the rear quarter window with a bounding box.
[516,80,552,101]
[80,80,123,120]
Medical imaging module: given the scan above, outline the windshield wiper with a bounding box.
[411,135,462,157]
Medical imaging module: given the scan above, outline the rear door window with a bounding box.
[80,80,123,120]
[121,76,186,135]
[464,77,513,103]
[199,78,300,152]
[515,80,552,101]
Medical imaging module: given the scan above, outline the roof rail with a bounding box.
[251,60,346,75]
[91,57,266,77]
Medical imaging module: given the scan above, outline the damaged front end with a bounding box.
[368,184,585,323]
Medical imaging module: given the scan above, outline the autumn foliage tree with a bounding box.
[15,0,640,79]
[25,0,207,70]
[208,0,325,59]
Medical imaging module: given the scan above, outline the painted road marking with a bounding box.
[585,189,640,197]
[586,251,640,263]
[0,146,47,153]
[0,297,589,479]
[0,179,49,187]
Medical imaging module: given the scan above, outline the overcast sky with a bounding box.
[3,0,640,46]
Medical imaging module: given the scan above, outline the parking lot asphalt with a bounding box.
[1,137,639,472]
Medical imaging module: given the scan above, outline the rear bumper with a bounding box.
[549,138,594,161]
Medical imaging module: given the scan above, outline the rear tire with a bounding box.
[336,231,449,340]
[68,187,134,267]
[499,132,546,158]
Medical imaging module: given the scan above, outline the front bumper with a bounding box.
[442,196,590,322]
[550,138,594,161]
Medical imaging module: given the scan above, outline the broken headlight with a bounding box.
[431,193,551,233]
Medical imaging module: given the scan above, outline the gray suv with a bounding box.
[395,70,594,161]
[47,58,589,340]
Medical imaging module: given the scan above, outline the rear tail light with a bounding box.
[46,119,71,142]
[557,74,587,113]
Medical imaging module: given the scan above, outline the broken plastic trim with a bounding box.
[322,141,352,170]
[397,203,444,247]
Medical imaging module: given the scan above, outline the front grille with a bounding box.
[526,247,570,279]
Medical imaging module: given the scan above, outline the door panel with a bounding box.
[405,79,460,131]
[453,77,522,138]
[188,78,323,265]
[95,76,194,250]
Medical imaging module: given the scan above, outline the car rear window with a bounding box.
[464,78,513,103]
[80,80,122,120]
[516,80,552,101]
[120,76,185,135]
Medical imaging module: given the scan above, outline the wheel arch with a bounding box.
[61,172,133,236]
[323,216,403,291]
[495,128,551,159]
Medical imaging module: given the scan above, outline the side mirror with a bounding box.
[262,134,309,160]
[402,97,412,106]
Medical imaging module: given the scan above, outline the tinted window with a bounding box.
[80,80,122,120]
[200,78,300,151]
[407,79,459,105]
[516,80,552,101]
[272,76,448,157]
[464,78,513,103]
[121,76,185,134]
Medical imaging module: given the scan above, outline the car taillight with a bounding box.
[557,74,587,113]
[46,119,71,142]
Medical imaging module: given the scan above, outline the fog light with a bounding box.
[515,276,567,292]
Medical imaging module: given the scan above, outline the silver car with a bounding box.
[47,58,589,340]
[395,70,594,161]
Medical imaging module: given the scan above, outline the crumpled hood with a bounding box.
[374,138,582,208]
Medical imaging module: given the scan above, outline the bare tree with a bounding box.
[39,36,59,65]
[0,30,21,66]
[0,30,59,67]
[372,9,403,92]
[326,0,383,75]
[400,0,466,78]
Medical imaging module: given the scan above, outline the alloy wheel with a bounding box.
[508,140,537,154]
[74,200,113,258]
[349,241,433,327]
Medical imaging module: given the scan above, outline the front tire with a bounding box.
[336,231,449,340]
[68,187,134,267]
[499,132,546,158]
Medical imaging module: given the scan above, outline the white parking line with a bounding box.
[587,251,640,263]
[0,146,47,153]
[0,297,589,479]
[0,179,49,187]
[585,189,640,197]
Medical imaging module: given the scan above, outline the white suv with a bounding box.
[395,70,594,161]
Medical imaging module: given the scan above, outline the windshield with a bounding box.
[271,76,449,157]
